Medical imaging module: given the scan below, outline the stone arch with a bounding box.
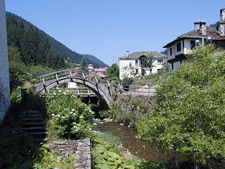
[31,76,112,109]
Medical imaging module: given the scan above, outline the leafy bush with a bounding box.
[45,90,95,140]
[0,102,39,169]
[92,133,136,169]
[137,161,164,169]
[111,95,155,127]
[122,77,134,86]
[98,110,111,119]
[33,143,75,169]
[0,128,37,169]
[137,45,225,168]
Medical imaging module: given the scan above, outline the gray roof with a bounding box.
[118,51,167,60]
[163,26,225,48]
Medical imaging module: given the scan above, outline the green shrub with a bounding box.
[137,161,164,169]
[33,143,75,169]
[92,133,137,169]
[98,110,111,119]
[122,77,134,86]
[137,45,225,168]
[45,90,95,140]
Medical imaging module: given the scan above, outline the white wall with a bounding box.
[119,59,142,79]
[0,0,11,124]
[119,58,166,79]
[170,61,181,73]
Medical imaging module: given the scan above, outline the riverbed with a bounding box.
[95,122,169,163]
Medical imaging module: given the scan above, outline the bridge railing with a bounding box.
[49,87,96,95]
[33,69,78,84]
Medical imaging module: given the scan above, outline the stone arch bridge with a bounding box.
[31,69,112,109]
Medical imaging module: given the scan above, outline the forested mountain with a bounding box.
[7,13,65,69]
[6,12,108,68]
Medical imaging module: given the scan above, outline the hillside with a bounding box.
[6,12,108,68]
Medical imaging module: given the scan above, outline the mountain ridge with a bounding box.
[6,11,108,68]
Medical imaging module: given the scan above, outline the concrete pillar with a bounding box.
[0,0,11,124]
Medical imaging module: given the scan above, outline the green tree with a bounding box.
[137,45,225,168]
[105,63,119,78]
[45,90,94,140]
[80,56,88,74]
[140,55,154,76]
[8,46,32,90]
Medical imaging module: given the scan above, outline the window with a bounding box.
[177,42,181,52]
[136,69,138,74]
[135,60,139,66]
[158,60,163,64]
[170,48,172,55]
[172,63,174,70]
[190,41,195,49]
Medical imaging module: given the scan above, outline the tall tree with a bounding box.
[140,55,154,75]
[137,45,225,168]
[80,56,88,74]
[105,63,119,78]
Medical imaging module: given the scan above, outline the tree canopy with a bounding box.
[105,63,119,78]
[140,55,154,75]
[7,15,66,69]
[137,45,225,168]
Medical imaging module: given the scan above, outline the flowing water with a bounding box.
[95,122,169,163]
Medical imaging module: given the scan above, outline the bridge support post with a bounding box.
[82,72,85,79]
[107,80,111,96]
[69,71,73,81]
[43,78,49,93]
[55,74,59,85]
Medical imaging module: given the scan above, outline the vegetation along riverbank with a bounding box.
[1,45,224,168]
[98,45,225,168]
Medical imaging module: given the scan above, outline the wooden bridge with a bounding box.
[31,69,112,109]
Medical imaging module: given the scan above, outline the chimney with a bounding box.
[200,20,206,35]
[194,21,206,35]
[126,51,129,58]
[218,9,225,36]
[220,8,225,21]
[194,22,200,30]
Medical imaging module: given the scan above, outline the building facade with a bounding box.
[164,8,225,73]
[0,0,11,124]
[118,51,167,80]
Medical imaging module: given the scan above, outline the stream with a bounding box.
[95,122,169,163]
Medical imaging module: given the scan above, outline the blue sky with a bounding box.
[5,0,225,66]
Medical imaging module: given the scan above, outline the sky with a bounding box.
[5,0,225,66]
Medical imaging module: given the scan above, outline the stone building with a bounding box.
[0,0,11,124]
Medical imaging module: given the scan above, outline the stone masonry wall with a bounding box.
[0,0,11,124]
[50,138,91,169]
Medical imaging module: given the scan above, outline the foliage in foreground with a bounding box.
[137,45,225,168]
[45,90,95,141]
[0,101,39,169]
[92,133,163,169]
[33,143,75,169]
[110,95,155,127]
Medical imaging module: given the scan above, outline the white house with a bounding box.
[164,8,225,73]
[118,51,167,80]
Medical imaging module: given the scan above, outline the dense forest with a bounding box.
[7,16,65,69]
[6,12,108,68]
